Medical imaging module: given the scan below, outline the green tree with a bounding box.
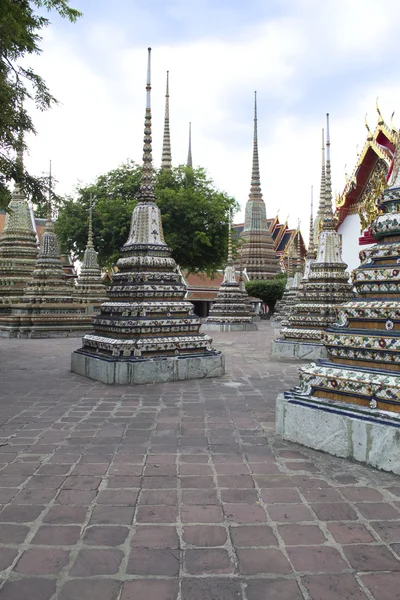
[55,162,239,272]
[245,274,286,315]
[0,0,82,209]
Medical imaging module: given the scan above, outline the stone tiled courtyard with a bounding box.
[0,322,399,599]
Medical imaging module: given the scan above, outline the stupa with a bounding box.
[239,92,280,280]
[272,116,354,359]
[202,214,257,331]
[277,130,400,474]
[272,231,304,324]
[74,198,108,314]
[161,71,172,169]
[71,48,224,385]
[0,142,38,310]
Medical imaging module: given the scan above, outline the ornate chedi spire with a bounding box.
[72,48,224,385]
[161,71,172,169]
[74,195,108,312]
[7,162,91,337]
[303,185,317,283]
[313,129,328,245]
[239,92,279,280]
[277,123,400,474]
[204,210,257,331]
[187,122,193,168]
[0,136,38,306]
[272,115,353,359]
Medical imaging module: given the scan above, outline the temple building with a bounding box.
[71,48,224,385]
[237,92,280,280]
[0,144,38,308]
[202,216,257,331]
[272,115,353,359]
[74,200,108,314]
[277,126,400,475]
[335,104,397,272]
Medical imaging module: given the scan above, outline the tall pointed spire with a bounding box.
[138,48,155,204]
[161,71,172,169]
[227,208,233,265]
[307,186,316,259]
[324,113,333,217]
[250,91,262,200]
[88,193,94,245]
[318,129,326,216]
[187,122,193,167]
[47,160,52,221]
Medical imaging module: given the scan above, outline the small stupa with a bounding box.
[3,167,91,338]
[74,197,108,314]
[272,229,304,324]
[203,213,257,331]
[239,92,280,280]
[272,116,354,359]
[277,129,400,474]
[161,71,172,169]
[71,48,224,385]
[0,140,38,309]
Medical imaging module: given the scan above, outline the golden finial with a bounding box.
[376,97,384,125]
[365,114,372,140]
[390,111,396,133]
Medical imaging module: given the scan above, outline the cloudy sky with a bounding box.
[24,0,400,241]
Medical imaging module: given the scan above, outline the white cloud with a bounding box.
[22,0,400,248]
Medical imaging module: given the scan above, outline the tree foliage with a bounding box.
[55,162,239,272]
[0,0,82,209]
[245,274,286,314]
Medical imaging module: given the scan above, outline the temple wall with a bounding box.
[338,214,373,274]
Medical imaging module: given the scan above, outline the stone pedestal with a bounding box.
[271,339,327,360]
[71,350,225,385]
[276,393,400,475]
[202,322,257,332]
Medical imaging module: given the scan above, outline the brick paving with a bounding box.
[0,322,399,599]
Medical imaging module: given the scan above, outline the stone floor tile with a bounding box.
[287,545,349,572]
[0,505,45,522]
[0,523,29,543]
[0,547,18,570]
[339,487,384,502]
[62,475,102,490]
[43,505,88,524]
[343,544,400,571]
[14,548,69,574]
[253,474,295,488]
[360,572,400,600]
[327,522,375,544]
[230,525,277,547]
[370,520,400,542]
[10,488,58,505]
[302,573,368,599]
[302,488,343,503]
[279,523,327,545]
[181,490,219,505]
[310,502,358,521]
[82,525,129,546]
[0,578,56,600]
[182,525,227,547]
[355,502,400,519]
[237,547,292,575]
[214,463,250,474]
[268,503,316,522]
[142,477,178,489]
[121,580,179,600]
[223,503,267,524]
[127,548,180,575]
[184,548,233,574]
[31,525,81,545]
[130,525,180,548]
[181,505,224,523]
[59,579,121,600]
[97,489,139,505]
[55,490,97,505]
[136,505,178,523]
[0,489,19,503]
[70,548,123,575]
[181,578,243,600]
[245,579,304,600]
[220,489,258,503]
[260,488,301,504]
[89,506,135,525]
[139,490,178,505]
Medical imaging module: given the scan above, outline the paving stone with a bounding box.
[310,502,358,521]
[136,505,178,523]
[14,548,69,574]
[237,548,292,574]
[230,525,277,547]
[130,525,180,548]
[139,490,178,505]
[268,503,316,522]
[360,572,400,600]
[260,488,301,504]
[355,502,400,519]
[245,579,304,600]
[70,548,123,575]
[89,506,135,525]
[370,520,400,542]
[127,548,180,575]
[181,505,224,523]
[327,522,376,544]
[0,547,18,570]
[43,505,88,524]
[121,580,179,600]
[55,490,97,505]
[0,578,57,600]
[223,503,267,524]
[59,579,121,600]
[97,490,140,505]
[0,523,29,543]
[0,505,45,522]
[302,573,367,599]
[82,525,129,546]
[287,545,349,572]
[181,490,219,505]
[182,525,227,546]
[31,525,81,545]
[185,548,233,574]
[343,544,400,571]
[279,523,327,545]
[181,578,243,600]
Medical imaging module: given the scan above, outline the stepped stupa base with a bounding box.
[202,322,257,332]
[276,392,400,475]
[0,327,87,339]
[71,350,225,386]
[271,339,327,360]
